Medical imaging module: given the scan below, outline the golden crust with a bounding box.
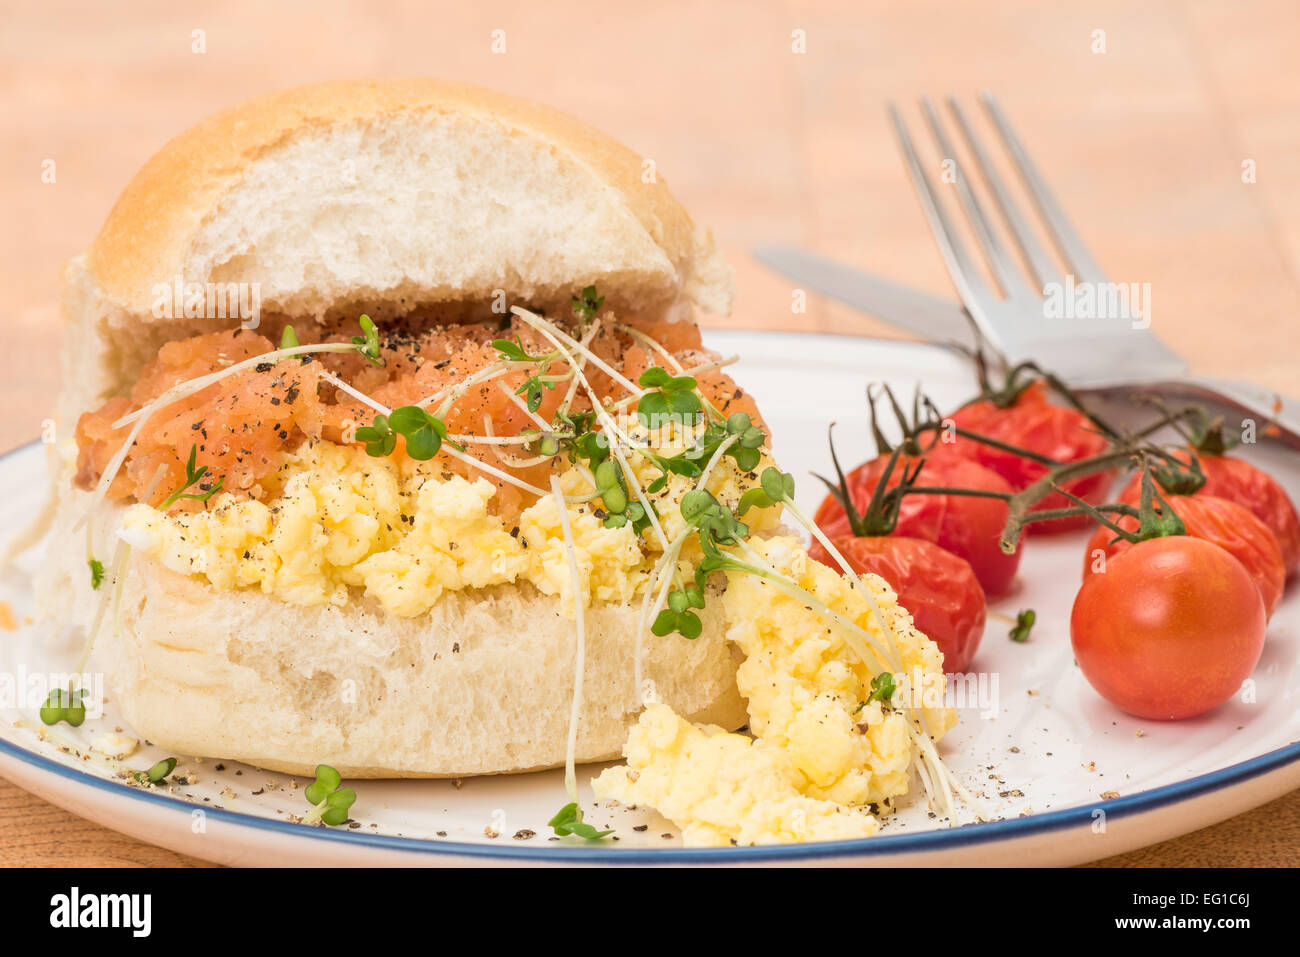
[85,77,720,318]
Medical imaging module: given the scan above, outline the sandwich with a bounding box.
[37,78,964,845]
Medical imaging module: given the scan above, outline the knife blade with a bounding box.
[751,244,972,344]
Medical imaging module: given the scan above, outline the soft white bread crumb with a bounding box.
[37,491,747,778]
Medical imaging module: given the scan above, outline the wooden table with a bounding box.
[2,0,1298,866]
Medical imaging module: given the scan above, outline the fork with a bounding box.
[889,93,1300,449]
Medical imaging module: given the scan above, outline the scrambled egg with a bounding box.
[117,433,957,848]
[118,438,774,618]
[594,703,879,846]
[593,536,956,847]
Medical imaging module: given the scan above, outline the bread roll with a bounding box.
[42,79,749,776]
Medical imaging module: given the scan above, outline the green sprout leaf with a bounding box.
[636,366,703,427]
[88,558,105,590]
[158,445,224,510]
[354,414,397,457]
[651,586,707,639]
[387,405,451,460]
[737,467,795,516]
[867,671,898,709]
[1009,608,1036,643]
[131,757,177,785]
[39,685,88,727]
[280,325,299,350]
[302,764,356,827]
[572,285,605,321]
[548,801,613,840]
[350,314,383,366]
[492,337,553,363]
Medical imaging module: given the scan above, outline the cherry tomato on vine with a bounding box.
[1120,448,1300,576]
[811,534,986,673]
[1070,536,1265,720]
[813,449,1021,597]
[1088,492,1285,617]
[947,380,1113,534]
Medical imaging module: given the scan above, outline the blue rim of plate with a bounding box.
[2,410,1298,863]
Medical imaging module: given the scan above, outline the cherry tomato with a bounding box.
[1120,448,1300,577]
[811,534,986,673]
[1089,493,1285,617]
[813,449,1020,597]
[947,380,1113,534]
[1070,536,1265,720]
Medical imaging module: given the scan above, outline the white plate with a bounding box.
[1,331,1297,866]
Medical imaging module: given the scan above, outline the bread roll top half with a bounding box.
[61,77,734,424]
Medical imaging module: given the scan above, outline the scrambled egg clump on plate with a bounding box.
[593,536,956,846]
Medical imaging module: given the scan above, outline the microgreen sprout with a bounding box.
[39,685,87,727]
[736,466,795,517]
[1009,609,1036,643]
[158,445,224,510]
[592,460,654,534]
[572,284,604,321]
[491,337,563,413]
[491,338,552,364]
[651,584,706,639]
[350,314,383,366]
[867,671,897,708]
[131,757,177,785]
[635,367,703,424]
[301,764,356,827]
[88,558,105,590]
[355,406,458,460]
[548,801,612,840]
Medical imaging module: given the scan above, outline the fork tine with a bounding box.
[979,92,1108,284]
[918,97,1031,301]
[947,97,1060,291]
[887,104,999,317]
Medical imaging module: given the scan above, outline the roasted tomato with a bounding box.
[947,380,1113,534]
[1120,448,1300,577]
[1070,536,1265,720]
[1083,493,1285,618]
[811,534,986,673]
[812,450,1020,597]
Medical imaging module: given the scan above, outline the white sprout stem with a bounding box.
[694,434,740,492]
[447,432,573,447]
[781,498,906,673]
[515,314,671,552]
[76,538,127,677]
[616,322,686,374]
[552,476,587,805]
[559,319,603,415]
[411,360,511,414]
[633,528,692,698]
[433,361,516,419]
[511,307,641,396]
[481,416,559,470]
[77,462,167,677]
[318,369,388,415]
[732,539,895,675]
[495,380,555,432]
[78,343,361,537]
[110,343,359,432]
